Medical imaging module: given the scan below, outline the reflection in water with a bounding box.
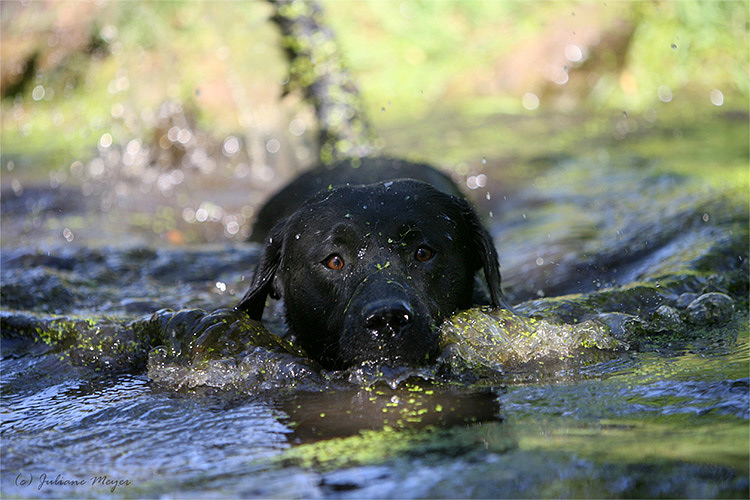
[280,385,501,443]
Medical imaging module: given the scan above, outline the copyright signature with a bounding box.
[15,472,131,493]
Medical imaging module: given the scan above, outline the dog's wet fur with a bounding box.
[237,158,510,369]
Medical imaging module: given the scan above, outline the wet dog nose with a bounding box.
[363,300,414,336]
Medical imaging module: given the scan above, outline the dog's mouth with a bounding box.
[322,276,437,367]
[338,301,440,368]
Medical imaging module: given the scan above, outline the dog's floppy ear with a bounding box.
[236,222,285,320]
[455,198,514,311]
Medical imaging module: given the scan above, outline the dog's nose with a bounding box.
[363,300,414,336]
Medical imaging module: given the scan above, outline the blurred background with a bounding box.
[1,0,748,245]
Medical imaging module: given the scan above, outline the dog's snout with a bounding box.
[363,300,414,335]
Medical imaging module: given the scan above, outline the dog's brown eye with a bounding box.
[414,246,434,262]
[324,254,345,270]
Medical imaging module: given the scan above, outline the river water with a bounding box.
[1,110,748,498]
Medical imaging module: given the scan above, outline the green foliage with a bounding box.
[1,1,283,173]
[616,0,749,110]
[323,0,748,119]
[1,1,746,174]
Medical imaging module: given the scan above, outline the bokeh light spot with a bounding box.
[522,92,540,110]
[709,89,724,106]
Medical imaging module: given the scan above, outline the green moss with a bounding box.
[282,421,514,471]
[439,307,626,372]
[0,307,294,373]
[519,415,749,472]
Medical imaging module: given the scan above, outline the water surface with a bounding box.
[1,110,748,498]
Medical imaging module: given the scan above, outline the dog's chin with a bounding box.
[337,320,440,369]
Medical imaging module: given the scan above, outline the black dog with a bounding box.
[237,158,510,369]
[248,157,464,241]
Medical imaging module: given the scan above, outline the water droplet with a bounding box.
[177,128,192,144]
[657,85,673,103]
[111,102,124,118]
[289,118,306,136]
[223,136,241,156]
[100,24,118,42]
[32,85,45,101]
[295,233,301,240]
[265,138,280,154]
[549,66,569,85]
[564,44,583,63]
[709,89,724,106]
[522,92,540,111]
[225,220,240,235]
[182,207,196,223]
[11,178,23,195]
[99,133,113,148]
[466,174,487,190]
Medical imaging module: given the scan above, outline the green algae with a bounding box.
[0,308,297,375]
[2,287,741,391]
[513,394,749,473]
[2,311,144,370]
[141,308,326,393]
[438,307,626,376]
[2,158,746,389]
[281,419,515,472]
[276,330,748,493]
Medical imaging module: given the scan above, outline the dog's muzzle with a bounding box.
[362,298,415,338]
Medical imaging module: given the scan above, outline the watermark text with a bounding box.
[15,473,132,493]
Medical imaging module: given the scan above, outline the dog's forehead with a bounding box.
[281,184,469,271]
[298,181,455,222]
[283,181,463,244]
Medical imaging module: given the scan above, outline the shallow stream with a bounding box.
[1,110,748,498]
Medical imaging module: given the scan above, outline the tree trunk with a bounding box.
[268,0,376,163]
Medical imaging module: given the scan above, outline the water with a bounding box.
[2,364,295,498]
[2,341,747,498]
[1,110,748,498]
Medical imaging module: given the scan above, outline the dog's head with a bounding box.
[237,180,507,369]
